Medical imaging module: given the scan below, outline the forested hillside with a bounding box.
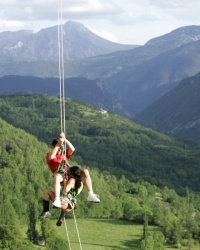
[1,118,200,249]
[1,94,200,193]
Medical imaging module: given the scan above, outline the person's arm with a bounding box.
[60,132,75,155]
[49,138,63,160]
[77,182,84,195]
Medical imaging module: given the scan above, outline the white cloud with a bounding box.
[66,0,120,13]
[0,0,200,44]
[90,28,118,43]
[0,19,25,29]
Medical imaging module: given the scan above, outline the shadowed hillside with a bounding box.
[135,72,200,145]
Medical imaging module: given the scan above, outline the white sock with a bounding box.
[88,190,94,196]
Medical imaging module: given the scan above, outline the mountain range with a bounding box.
[1,21,200,144]
[135,71,200,145]
[0,20,137,61]
[0,75,116,112]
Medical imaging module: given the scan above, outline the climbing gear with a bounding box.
[57,160,70,179]
[60,192,77,209]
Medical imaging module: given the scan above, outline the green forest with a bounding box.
[0,94,200,249]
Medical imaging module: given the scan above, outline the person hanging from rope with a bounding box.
[46,132,100,208]
[56,166,84,226]
[39,166,83,222]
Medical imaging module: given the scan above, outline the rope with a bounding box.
[57,0,62,132]
[73,210,83,250]
[63,217,72,250]
[57,1,83,249]
[57,0,66,135]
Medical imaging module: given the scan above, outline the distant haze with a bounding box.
[1,0,200,45]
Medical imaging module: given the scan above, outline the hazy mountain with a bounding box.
[0,20,138,61]
[0,75,124,113]
[134,72,200,145]
[145,25,200,46]
[1,25,200,119]
[105,39,200,117]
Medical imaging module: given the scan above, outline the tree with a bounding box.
[153,231,165,250]
[27,202,38,242]
[143,213,148,239]
[41,219,55,242]
[141,231,165,250]
[40,219,68,249]
[46,237,69,250]
[123,198,141,221]
[141,235,154,250]
[0,225,23,249]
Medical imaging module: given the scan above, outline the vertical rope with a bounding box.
[57,1,82,249]
[63,217,72,250]
[57,0,65,134]
[60,0,66,136]
[57,0,63,132]
[73,210,83,250]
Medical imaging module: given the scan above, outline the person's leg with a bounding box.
[53,173,63,208]
[56,210,66,226]
[63,178,67,194]
[56,205,72,226]
[44,189,55,201]
[39,190,55,219]
[81,169,100,202]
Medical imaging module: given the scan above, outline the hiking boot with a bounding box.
[87,193,100,203]
[52,198,61,208]
[56,212,66,226]
[39,211,51,220]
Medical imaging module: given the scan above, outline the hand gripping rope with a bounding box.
[57,1,83,249]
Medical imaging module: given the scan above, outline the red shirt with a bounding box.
[46,149,71,174]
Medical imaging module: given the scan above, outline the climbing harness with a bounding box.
[57,1,83,249]
[56,141,71,177]
[60,191,77,209]
[57,160,70,179]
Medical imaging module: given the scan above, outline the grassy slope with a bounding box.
[43,218,146,250]
[34,218,193,250]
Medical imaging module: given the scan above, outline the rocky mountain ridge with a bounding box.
[0,21,137,61]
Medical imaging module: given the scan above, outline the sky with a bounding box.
[1,0,200,45]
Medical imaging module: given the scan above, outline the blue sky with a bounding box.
[1,0,200,45]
